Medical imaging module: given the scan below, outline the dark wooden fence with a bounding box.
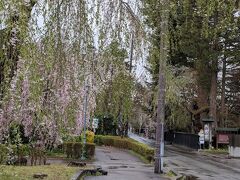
[165,131,199,150]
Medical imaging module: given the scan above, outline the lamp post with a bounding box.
[81,84,90,160]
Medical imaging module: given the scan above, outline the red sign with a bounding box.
[218,134,229,144]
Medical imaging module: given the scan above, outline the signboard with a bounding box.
[204,124,210,141]
[218,134,229,144]
[92,118,99,129]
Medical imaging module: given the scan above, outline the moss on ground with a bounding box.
[203,148,228,155]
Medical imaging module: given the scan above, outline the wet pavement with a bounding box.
[129,133,240,180]
[85,146,168,180]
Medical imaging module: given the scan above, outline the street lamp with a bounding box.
[81,83,90,160]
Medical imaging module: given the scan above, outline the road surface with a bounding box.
[85,146,168,180]
[129,133,240,180]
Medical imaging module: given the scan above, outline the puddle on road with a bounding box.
[103,151,111,153]
[108,166,118,169]
[108,165,128,169]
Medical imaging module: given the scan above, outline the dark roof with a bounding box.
[216,128,240,133]
[202,118,215,122]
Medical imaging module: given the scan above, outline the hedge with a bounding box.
[94,135,154,162]
[63,142,95,159]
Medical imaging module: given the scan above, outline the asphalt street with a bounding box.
[129,133,240,180]
[85,146,168,180]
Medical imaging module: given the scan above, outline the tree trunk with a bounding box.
[209,9,219,129]
[220,57,226,127]
[209,68,217,128]
[154,0,168,174]
[197,85,209,121]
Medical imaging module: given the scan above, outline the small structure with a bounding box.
[216,128,240,148]
[202,118,215,148]
[229,134,240,157]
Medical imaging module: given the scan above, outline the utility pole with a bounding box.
[81,46,95,159]
[154,0,169,174]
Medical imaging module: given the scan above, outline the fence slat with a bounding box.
[165,132,199,150]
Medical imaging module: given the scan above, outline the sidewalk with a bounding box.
[85,146,169,180]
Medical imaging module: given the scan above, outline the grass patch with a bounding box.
[166,170,177,177]
[0,164,80,180]
[46,151,66,158]
[128,150,151,164]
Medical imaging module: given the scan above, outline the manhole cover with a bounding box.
[108,165,128,169]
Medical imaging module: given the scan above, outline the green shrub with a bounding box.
[81,130,95,143]
[94,135,104,145]
[12,144,30,157]
[94,135,154,162]
[63,142,95,159]
[0,144,8,164]
[0,144,31,165]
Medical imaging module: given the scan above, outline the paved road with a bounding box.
[129,133,240,180]
[85,146,168,180]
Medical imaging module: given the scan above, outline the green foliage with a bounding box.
[9,123,29,144]
[11,144,30,157]
[95,115,117,135]
[63,142,95,159]
[0,144,30,165]
[142,0,194,130]
[96,40,135,134]
[111,72,134,120]
[94,135,154,162]
[62,134,82,143]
